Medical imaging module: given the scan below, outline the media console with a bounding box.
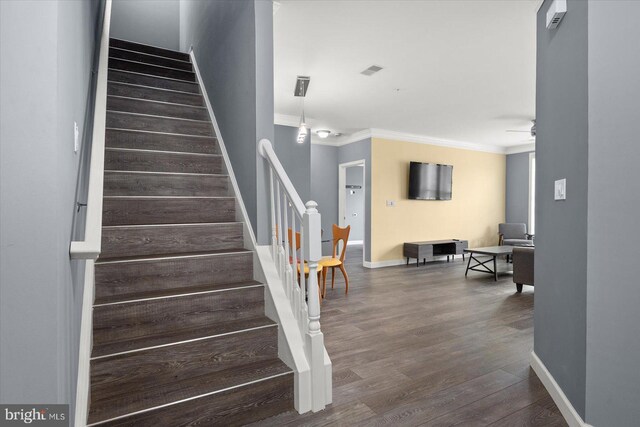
[403,239,469,267]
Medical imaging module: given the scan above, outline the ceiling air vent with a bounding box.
[360,65,383,76]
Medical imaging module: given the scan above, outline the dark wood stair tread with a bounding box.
[103,170,229,197]
[107,96,209,121]
[108,69,200,94]
[109,57,196,82]
[102,196,235,226]
[94,372,294,427]
[96,248,250,264]
[104,147,223,174]
[107,82,204,107]
[92,316,275,358]
[94,280,262,305]
[106,111,214,137]
[100,222,243,259]
[110,38,190,62]
[93,285,265,352]
[88,327,290,424]
[89,358,292,424]
[94,250,254,302]
[109,47,193,72]
[105,128,218,154]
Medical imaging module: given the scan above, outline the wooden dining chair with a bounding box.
[288,228,324,303]
[319,224,350,296]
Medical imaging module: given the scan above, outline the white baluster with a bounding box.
[299,222,307,331]
[282,195,292,301]
[303,200,326,411]
[269,168,277,258]
[290,211,300,318]
[275,182,284,277]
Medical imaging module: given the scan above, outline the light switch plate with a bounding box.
[386,200,396,207]
[554,178,566,200]
[74,122,80,153]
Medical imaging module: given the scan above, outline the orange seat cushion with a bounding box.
[319,257,342,267]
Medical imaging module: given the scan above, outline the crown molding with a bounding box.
[310,134,342,147]
[273,114,535,154]
[369,128,506,154]
[505,142,536,154]
[334,129,373,146]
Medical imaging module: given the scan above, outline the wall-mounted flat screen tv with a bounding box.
[408,161,453,200]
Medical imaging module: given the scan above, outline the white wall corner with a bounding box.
[530,351,592,427]
[274,113,301,128]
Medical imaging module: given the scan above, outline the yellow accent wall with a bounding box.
[371,138,506,263]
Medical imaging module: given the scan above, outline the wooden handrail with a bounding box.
[259,139,306,216]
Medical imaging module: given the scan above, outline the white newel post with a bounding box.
[303,200,326,411]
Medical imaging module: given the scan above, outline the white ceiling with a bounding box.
[273,0,539,149]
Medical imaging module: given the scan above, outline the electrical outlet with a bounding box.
[74,122,80,153]
[386,200,396,207]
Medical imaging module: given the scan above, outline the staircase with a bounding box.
[87,38,293,426]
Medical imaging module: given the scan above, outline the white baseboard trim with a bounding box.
[530,351,592,427]
[347,240,363,245]
[363,259,405,269]
[363,255,463,269]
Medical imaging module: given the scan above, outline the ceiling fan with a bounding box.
[506,119,536,139]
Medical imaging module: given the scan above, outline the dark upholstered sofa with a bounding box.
[512,246,534,293]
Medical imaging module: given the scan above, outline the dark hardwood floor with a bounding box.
[258,245,567,426]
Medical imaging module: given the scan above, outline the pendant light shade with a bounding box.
[297,102,307,143]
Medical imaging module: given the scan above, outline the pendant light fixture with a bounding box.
[297,98,307,144]
[294,76,310,144]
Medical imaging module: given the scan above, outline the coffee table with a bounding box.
[464,246,513,281]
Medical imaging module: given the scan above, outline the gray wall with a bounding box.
[535,0,588,418]
[311,144,339,255]
[274,125,311,202]
[0,0,103,417]
[338,139,372,262]
[345,166,365,241]
[110,0,180,50]
[585,2,640,425]
[180,0,273,244]
[310,140,371,259]
[505,151,533,229]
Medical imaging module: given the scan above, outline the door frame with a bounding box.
[338,159,366,263]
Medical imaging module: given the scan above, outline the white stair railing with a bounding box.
[68,1,112,425]
[258,138,330,412]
